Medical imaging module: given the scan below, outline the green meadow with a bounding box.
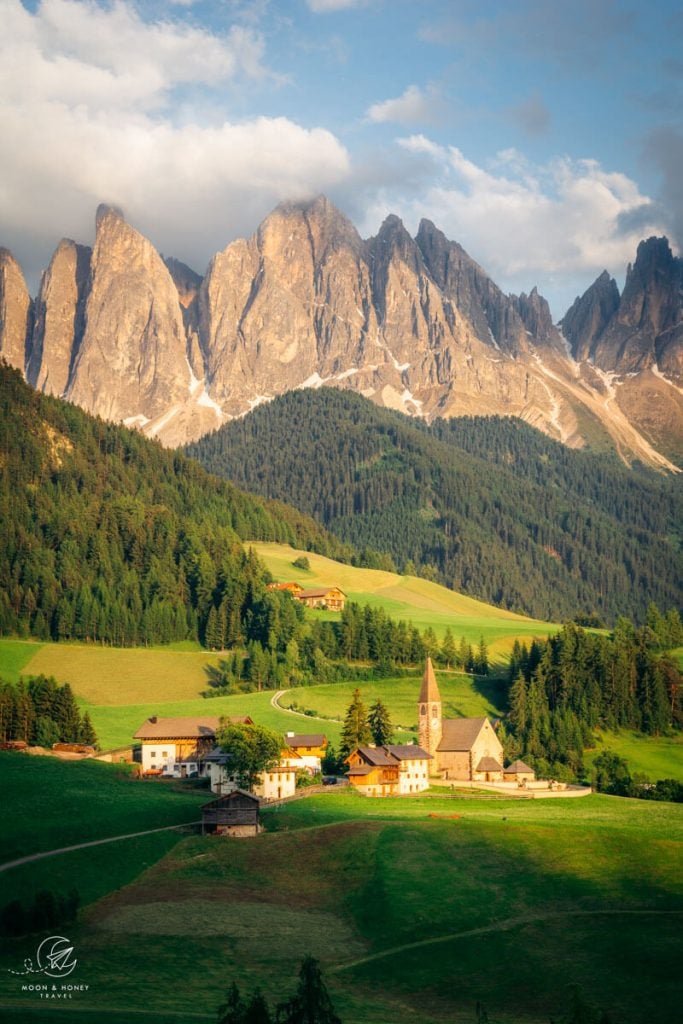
[248,542,560,657]
[585,729,683,783]
[0,763,680,1024]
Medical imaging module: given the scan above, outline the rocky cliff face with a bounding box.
[27,239,91,397]
[2,200,681,467]
[563,237,683,380]
[0,248,31,373]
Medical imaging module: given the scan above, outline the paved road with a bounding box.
[0,821,199,873]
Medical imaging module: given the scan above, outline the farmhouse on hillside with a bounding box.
[346,744,432,796]
[133,715,252,777]
[295,586,346,611]
[418,659,505,782]
[266,581,304,595]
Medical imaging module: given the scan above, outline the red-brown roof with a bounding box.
[133,715,252,740]
[284,734,327,748]
[296,587,346,599]
[385,744,432,761]
[418,657,441,704]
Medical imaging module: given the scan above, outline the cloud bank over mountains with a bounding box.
[0,0,678,316]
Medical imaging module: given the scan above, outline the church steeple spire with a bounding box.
[418,657,442,761]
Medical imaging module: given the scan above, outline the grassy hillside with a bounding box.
[585,730,683,783]
[277,674,506,733]
[250,542,559,655]
[1,782,680,1024]
[187,388,683,624]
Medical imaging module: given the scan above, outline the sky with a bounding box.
[1,0,682,317]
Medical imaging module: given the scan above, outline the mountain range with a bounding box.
[1,197,681,467]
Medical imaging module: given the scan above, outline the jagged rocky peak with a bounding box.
[27,238,91,397]
[0,247,32,373]
[561,270,621,361]
[66,205,192,425]
[619,236,681,336]
[95,203,125,230]
[513,286,556,345]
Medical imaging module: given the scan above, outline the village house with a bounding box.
[133,715,252,777]
[201,790,261,837]
[205,743,300,802]
[346,744,432,796]
[418,658,505,782]
[266,581,304,596]
[295,586,346,611]
[283,732,328,773]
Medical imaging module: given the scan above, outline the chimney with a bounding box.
[286,731,295,737]
[150,716,158,724]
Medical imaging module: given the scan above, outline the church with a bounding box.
[418,658,506,782]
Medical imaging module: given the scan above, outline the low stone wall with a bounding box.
[439,779,592,799]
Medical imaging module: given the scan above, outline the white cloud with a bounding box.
[366,85,435,125]
[307,0,368,11]
[361,137,669,314]
[0,0,350,285]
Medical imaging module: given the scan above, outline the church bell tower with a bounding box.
[418,657,442,762]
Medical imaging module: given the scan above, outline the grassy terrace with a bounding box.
[0,779,680,1024]
[249,542,560,659]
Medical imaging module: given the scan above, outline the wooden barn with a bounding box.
[201,790,261,837]
[266,581,304,595]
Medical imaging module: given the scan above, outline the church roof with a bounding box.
[504,760,534,774]
[476,756,503,772]
[437,717,488,752]
[418,657,441,703]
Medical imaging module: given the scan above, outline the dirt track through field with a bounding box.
[330,907,683,972]
[0,821,199,873]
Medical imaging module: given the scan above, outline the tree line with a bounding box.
[0,363,350,650]
[0,674,97,747]
[187,387,683,624]
[502,611,682,781]
[205,599,488,695]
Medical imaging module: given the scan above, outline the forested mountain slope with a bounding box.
[187,389,682,624]
[0,363,349,646]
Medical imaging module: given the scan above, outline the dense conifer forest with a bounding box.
[503,611,682,781]
[187,388,683,624]
[0,364,349,648]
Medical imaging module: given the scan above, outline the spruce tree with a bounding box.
[340,688,371,757]
[441,628,457,669]
[79,711,98,747]
[368,698,393,747]
[276,955,342,1024]
[217,982,246,1024]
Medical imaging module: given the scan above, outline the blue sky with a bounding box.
[2,0,682,315]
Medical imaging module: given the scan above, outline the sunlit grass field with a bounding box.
[248,542,560,657]
[585,729,683,783]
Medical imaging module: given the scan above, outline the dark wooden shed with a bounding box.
[201,790,261,837]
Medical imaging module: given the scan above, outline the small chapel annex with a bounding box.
[418,657,510,783]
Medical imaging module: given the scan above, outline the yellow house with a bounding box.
[295,587,346,611]
[346,744,432,797]
[283,732,328,772]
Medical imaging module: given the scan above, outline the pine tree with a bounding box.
[340,688,371,757]
[79,711,98,747]
[243,990,271,1024]
[218,982,246,1024]
[368,698,393,747]
[276,956,342,1024]
[441,628,457,669]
